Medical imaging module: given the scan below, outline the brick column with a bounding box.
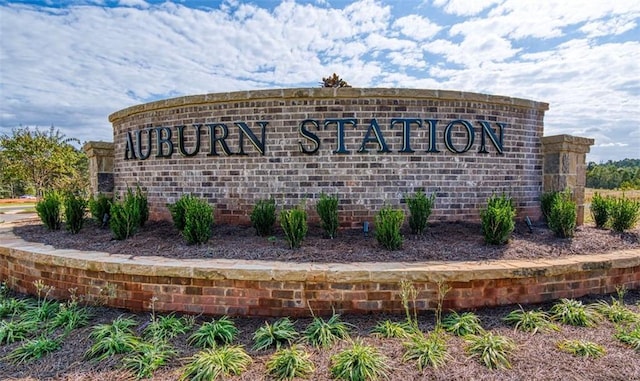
[541,134,594,225]
[83,141,115,197]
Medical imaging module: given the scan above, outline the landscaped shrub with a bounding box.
[265,345,315,381]
[402,331,451,370]
[168,194,196,232]
[557,339,605,358]
[280,205,308,249]
[464,332,516,369]
[304,312,351,348]
[550,298,600,327]
[109,198,140,240]
[548,190,577,238]
[405,190,435,235]
[590,192,613,228]
[89,193,112,224]
[252,318,299,351]
[375,205,404,250]
[540,191,559,223]
[35,192,62,230]
[63,192,87,234]
[250,198,277,237]
[133,186,149,227]
[480,194,515,245]
[188,316,238,348]
[330,340,389,381]
[183,198,214,245]
[316,193,339,239]
[180,345,252,381]
[609,195,640,232]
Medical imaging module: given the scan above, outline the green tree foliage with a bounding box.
[586,159,640,190]
[0,126,88,196]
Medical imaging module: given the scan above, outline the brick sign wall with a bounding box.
[109,88,549,227]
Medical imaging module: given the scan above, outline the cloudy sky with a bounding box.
[1,0,638,162]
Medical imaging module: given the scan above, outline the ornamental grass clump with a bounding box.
[252,317,299,351]
[180,345,252,381]
[330,340,390,381]
[550,298,600,327]
[375,205,404,250]
[442,311,484,337]
[480,193,515,245]
[304,312,352,348]
[89,193,112,224]
[609,195,640,232]
[63,192,87,234]
[250,198,277,236]
[590,192,614,228]
[406,190,435,235]
[144,313,194,341]
[280,205,308,249]
[36,191,62,230]
[548,190,577,238]
[5,335,61,364]
[0,319,38,344]
[183,198,214,245]
[615,324,640,351]
[85,315,140,362]
[556,339,605,358]
[402,331,451,370]
[316,193,339,239]
[265,345,315,381]
[464,332,516,370]
[503,306,559,334]
[188,316,238,348]
[371,320,412,339]
[123,340,176,379]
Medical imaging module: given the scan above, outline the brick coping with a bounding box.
[2,228,639,284]
[108,87,550,123]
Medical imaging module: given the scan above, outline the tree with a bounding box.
[320,73,352,88]
[0,126,88,197]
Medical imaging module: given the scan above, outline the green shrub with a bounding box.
[109,200,140,240]
[557,339,605,358]
[590,192,613,228]
[371,320,412,339]
[402,331,451,370]
[280,205,308,249]
[265,345,315,381]
[609,195,640,232]
[89,193,112,224]
[188,316,238,349]
[548,190,577,238]
[316,193,339,239]
[85,315,140,362]
[550,298,600,327]
[168,194,196,232]
[480,193,515,245]
[406,190,435,235]
[36,192,62,230]
[123,340,176,379]
[615,324,640,351]
[63,192,87,234]
[464,332,516,369]
[134,186,149,227]
[304,312,351,348]
[50,302,92,332]
[442,311,484,337]
[503,307,559,334]
[183,198,214,245]
[144,313,194,341]
[540,191,559,223]
[330,340,390,381]
[5,335,61,364]
[0,319,38,344]
[374,205,404,250]
[250,198,277,237]
[180,345,252,381]
[253,318,299,351]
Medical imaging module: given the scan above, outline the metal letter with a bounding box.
[358,119,390,153]
[155,127,174,158]
[206,123,232,156]
[124,131,137,160]
[177,124,202,157]
[135,128,153,160]
[298,119,321,154]
[391,118,422,153]
[444,120,474,153]
[324,118,356,154]
[236,121,267,155]
[478,121,505,154]
[424,119,440,153]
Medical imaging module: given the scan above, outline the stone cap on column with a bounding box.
[83,141,114,157]
[542,134,594,155]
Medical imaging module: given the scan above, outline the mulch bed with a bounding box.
[11,219,640,263]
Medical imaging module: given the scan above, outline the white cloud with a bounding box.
[0,0,638,162]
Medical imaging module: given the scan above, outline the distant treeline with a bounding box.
[586,158,640,189]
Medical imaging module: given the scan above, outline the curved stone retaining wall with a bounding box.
[109,88,548,226]
[2,231,638,316]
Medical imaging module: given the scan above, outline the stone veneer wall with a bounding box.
[1,236,639,317]
[109,88,549,227]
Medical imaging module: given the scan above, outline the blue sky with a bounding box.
[1,0,638,162]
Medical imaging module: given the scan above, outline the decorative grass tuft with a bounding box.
[503,306,559,334]
[330,340,390,381]
[188,316,238,349]
[180,345,252,381]
[557,339,605,358]
[304,312,351,348]
[371,320,412,339]
[252,317,299,351]
[402,331,451,370]
[550,299,600,327]
[265,345,315,381]
[464,332,516,370]
[442,311,484,337]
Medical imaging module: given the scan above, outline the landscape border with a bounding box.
[1,228,638,317]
